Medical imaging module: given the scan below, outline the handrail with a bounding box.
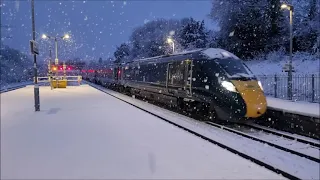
[34,76,82,82]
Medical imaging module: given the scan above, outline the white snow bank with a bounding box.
[245,51,320,75]
[0,85,284,180]
[246,51,320,103]
[267,97,320,118]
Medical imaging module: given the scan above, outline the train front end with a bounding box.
[201,48,267,120]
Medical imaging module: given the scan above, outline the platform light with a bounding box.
[167,37,175,53]
[42,34,48,39]
[281,4,288,9]
[280,3,294,100]
[63,34,70,39]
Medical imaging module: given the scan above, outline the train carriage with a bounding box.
[87,48,267,122]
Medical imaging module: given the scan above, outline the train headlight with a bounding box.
[221,81,237,92]
[258,81,264,91]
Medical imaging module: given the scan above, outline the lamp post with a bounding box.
[42,34,70,65]
[31,0,40,111]
[42,34,70,87]
[167,38,175,53]
[281,3,294,100]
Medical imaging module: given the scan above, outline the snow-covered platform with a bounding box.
[267,97,320,118]
[0,85,285,179]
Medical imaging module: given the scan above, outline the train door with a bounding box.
[113,67,118,80]
[166,61,185,94]
[184,59,192,96]
[120,67,124,81]
[166,63,173,89]
[113,67,122,81]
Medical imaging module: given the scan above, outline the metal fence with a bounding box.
[257,74,320,103]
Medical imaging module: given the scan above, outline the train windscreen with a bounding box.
[214,58,254,78]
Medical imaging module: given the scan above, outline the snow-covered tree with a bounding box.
[209,0,286,57]
[0,45,33,85]
[114,43,130,63]
[206,29,219,48]
[147,39,166,57]
[178,18,208,50]
[265,0,287,50]
[291,0,320,52]
[129,18,186,59]
[98,57,103,64]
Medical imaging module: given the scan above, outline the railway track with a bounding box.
[87,81,320,180]
[237,122,320,148]
[206,121,320,163]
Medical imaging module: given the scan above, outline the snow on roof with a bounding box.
[132,48,240,63]
[134,54,166,62]
[171,48,204,56]
[201,48,240,60]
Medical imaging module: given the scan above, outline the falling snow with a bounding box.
[0,0,318,106]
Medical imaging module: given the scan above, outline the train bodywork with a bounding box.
[85,48,267,121]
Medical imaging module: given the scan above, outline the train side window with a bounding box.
[192,60,208,87]
[168,61,185,86]
[123,66,131,80]
[134,69,139,80]
[193,60,224,88]
[113,67,118,80]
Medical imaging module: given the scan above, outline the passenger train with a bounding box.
[83,48,267,121]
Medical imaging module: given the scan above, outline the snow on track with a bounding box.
[249,123,320,145]
[87,82,320,180]
[1,85,285,179]
[226,124,320,160]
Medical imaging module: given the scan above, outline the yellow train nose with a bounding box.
[231,80,267,118]
[241,90,267,118]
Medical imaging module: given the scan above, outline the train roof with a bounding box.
[126,48,240,65]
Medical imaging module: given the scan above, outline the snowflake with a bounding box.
[229,31,234,37]
[144,19,149,24]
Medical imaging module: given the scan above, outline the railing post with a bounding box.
[312,74,315,102]
[274,74,277,98]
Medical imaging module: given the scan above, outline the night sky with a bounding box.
[1,0,215,61]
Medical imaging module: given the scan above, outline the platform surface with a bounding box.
[1,85,285,179]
